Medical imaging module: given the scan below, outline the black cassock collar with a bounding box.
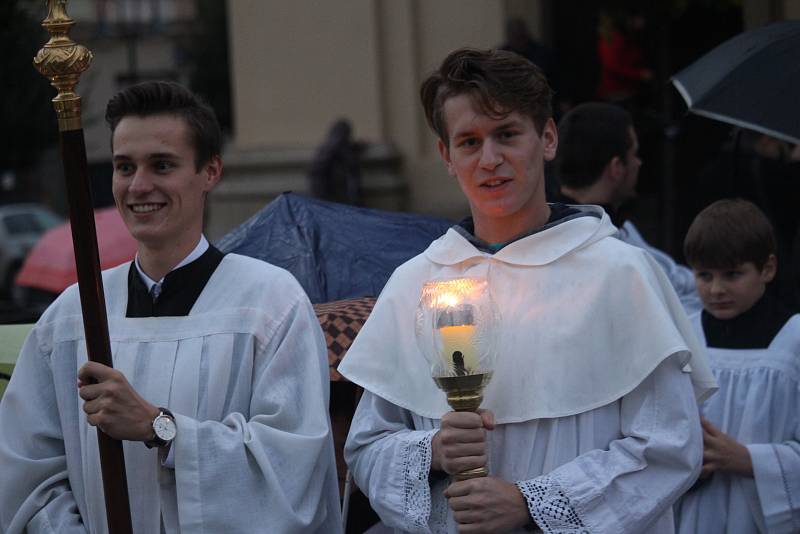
[702,293,793,349]
[554,191,629,228]
[126,246,225,317]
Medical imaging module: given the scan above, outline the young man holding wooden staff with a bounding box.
[0,81,342,534]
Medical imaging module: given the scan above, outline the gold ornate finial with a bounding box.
[33,0,94,131]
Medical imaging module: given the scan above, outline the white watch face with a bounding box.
[153,415,177,442]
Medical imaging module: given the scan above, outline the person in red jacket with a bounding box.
[596,10,653,104]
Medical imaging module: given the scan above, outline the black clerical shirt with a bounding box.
[126,246,225,317]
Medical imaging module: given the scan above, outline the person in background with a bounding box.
[674,198,800,534]
[695,129,800,311]
[554,101,702,314]
[595,9,653,106]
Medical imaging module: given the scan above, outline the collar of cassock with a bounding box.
[453,202,582,254]
[555,191,632,228]
[702,293,793,349]
[127,245,225,317]
[426,204,614,267]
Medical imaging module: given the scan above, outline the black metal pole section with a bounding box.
[33,2,133,533]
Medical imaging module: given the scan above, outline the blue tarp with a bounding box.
[215,193,453,303]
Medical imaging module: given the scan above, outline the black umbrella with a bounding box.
[671,21,800,144]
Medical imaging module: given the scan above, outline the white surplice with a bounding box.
[340,206,717,533]
[0,254,343,534]
[674,313,800,534]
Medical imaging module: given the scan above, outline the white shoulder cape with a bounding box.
[339,206,716,422]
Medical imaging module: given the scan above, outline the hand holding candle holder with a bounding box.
[416,277,498,480]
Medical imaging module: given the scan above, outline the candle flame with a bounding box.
[421,278,486,309]
[417,276,495,378]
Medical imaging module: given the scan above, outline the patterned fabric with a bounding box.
[402,432,440,533]
[313,297,376,381]
[517,476,588,533]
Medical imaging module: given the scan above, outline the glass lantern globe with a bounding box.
[415,277,498,401]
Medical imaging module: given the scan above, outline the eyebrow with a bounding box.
[148,152,180,161]
[451,119,526,141]
[112,152,180,162]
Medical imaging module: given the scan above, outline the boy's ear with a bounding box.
[437,139,456,177]
[760,254,778,283]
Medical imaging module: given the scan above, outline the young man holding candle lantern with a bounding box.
[340,48,716,533]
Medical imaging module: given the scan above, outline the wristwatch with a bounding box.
[145,407,176,449]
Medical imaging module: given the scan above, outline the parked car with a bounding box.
[0,204,62,301]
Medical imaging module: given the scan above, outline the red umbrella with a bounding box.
[16,206,137,293]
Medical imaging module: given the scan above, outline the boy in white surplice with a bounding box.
[339,48,717,533]
[0,82,342,534]
[674,199,800,533]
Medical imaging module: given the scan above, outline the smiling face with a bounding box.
[693,258,776,320]
[111,114,221,257]
[437,94,557,243]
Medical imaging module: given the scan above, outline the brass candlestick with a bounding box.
[433,372,492,481]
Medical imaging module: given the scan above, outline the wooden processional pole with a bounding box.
[33,1,133,532]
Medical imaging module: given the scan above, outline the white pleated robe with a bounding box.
[674,313,800,534]
[0,254,343,534]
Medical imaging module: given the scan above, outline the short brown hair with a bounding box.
[106,81,221,171]
[556,102,633,189]
[420,48,553,144]
[684,199,776,270]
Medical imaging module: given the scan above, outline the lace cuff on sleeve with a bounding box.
[516,476,589,533]
[402,430,439,532]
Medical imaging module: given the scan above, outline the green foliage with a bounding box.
[0,0,58,170]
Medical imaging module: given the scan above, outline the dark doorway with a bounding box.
[551,2,743,258]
